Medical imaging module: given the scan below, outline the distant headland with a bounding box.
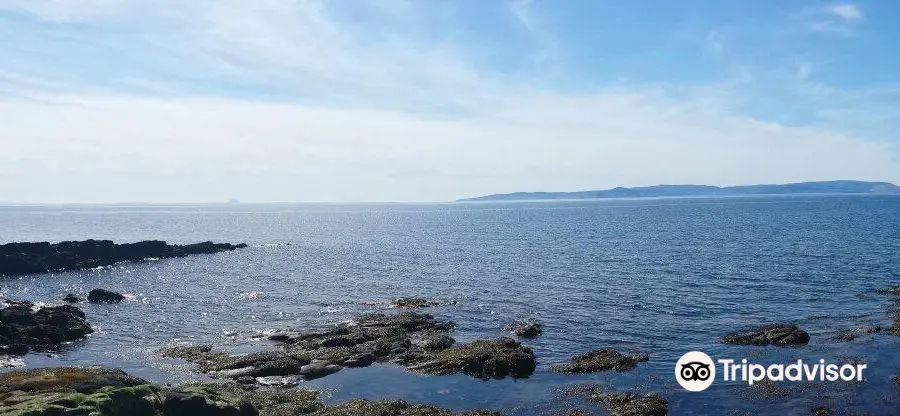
[457,180,900,202]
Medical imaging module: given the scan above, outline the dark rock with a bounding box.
[505,319,542,338]
[62,293,84,303]
[551,349,649,374]
[0,239,247,277]
[836,326,882,342]
[405,337,536,380]
[0,302,93,354]
[724,324,810,346]
[268,333,294,343]
[391,297,440,308]
[810,407,834,416]
[88,288,126,303]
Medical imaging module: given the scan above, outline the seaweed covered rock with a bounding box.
[0,302,93,354]
[404,337,536,380]
[163,385,257,416]
[505,319,542,338]
[564,384,667,416]
[724,324,810,346]
[0,367,162,416]
[551,349,649,374]
[0,367,507,416]
[0,239,248,277]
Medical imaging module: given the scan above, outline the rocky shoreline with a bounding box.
[0,239,247,277]
[6,284,900,415]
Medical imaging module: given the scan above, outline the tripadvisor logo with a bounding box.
[675,351,868,392]
[675,351,716,391]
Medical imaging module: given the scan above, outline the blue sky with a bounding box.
[1,0,898,202]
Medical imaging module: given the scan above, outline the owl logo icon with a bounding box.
[676,351,716,391]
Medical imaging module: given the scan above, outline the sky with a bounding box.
[1,0,899,203]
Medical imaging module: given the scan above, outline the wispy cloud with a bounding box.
[804,3,864,36]
[0,0,898,202]
[828,4,863,21]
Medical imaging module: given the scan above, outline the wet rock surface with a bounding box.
[0,301,93,355]
[723,324,810,346]
[505,319,542,338]
[88,288,126,304]
[164,312,535,382]
[564,384,667,416]
[551,349,649,374]
[0,239,248,277]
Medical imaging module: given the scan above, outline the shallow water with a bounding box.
[2,195,900,414]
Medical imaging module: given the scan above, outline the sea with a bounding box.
[1,195,899,415]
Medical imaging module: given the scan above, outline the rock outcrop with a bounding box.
[0,239,248,277]
[88,288,126,304]
[551,349,649,374]
[505,319,542,338]
[164,312,536,383]
[723,324,810,346]
[0,301,93,355]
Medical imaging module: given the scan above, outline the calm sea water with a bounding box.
[2,195,900,415]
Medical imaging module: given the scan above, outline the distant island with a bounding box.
[457,180,900,202]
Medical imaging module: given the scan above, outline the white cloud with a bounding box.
[0,92,896,203]
[829,4,862,21]
[0,0,898,202]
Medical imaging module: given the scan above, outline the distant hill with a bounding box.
[457,181,900,202]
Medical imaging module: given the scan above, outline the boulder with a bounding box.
[88,288,126,304]
[0,302,93,353]
[724,324,810,346]
[505,319,542,338]
[551,349,649,374]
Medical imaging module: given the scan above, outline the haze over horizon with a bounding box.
[3,1,900,203]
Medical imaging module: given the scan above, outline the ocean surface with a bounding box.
[2,195,900,415]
